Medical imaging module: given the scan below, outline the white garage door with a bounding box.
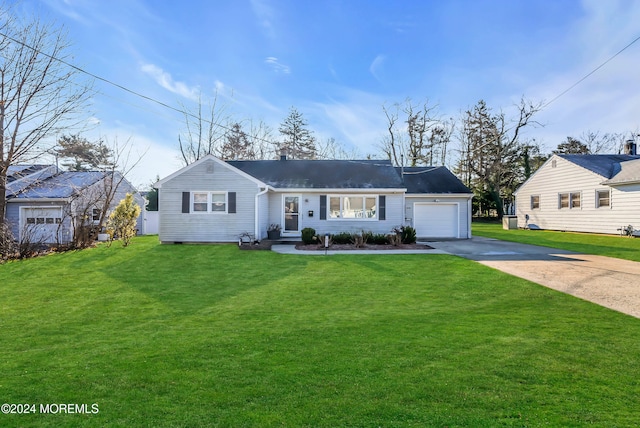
[414,203,458,238]
[21,207,63,244]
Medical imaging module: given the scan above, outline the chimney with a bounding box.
[624,139,637,155]
[279,147,287,161]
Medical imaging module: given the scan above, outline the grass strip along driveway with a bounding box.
[473,222,640,262]
[1,236,639,426]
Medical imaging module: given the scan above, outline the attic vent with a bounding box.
[206,163,214,174]
[552,159,557,168]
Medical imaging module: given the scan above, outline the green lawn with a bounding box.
[1,236,640,427]
[473,221,640,262]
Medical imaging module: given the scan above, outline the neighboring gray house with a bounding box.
[154,155,473,243]
[6,165,143,244]
[514,151,640,235]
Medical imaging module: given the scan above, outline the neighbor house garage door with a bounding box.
[21,207,63,244]
[414,203,458,238]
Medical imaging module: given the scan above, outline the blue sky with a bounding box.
[14,0,640,187]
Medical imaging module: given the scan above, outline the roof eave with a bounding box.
[268,187,407,193]
[7,197,71,203]
[601,179,640,186]
[405,192,473,197]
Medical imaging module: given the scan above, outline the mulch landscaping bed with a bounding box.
[295,243,433,251]
[238,241,433,251]
[238,240,274,250]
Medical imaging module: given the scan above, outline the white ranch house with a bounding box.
[514,150,640,235]
[154,155,473,243]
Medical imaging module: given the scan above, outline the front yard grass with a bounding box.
[1,236,639,426]
[473,221,640,262]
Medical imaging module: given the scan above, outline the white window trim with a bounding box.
[570,191,581,209]
[530,195,540,210]
[596,189,611,209]
[191,191,228,214]
[327,195,378,221]
[558,192,581,209]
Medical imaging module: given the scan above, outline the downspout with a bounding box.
[467,196,472,238]
[255,186,269,240]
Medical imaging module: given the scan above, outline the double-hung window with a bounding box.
[559,193,569,209]
[559,192,581,209]
[570,192,581,208]
[192,191,227,213]
[530,195,540,209]
[596,190,610,208]
[328,195,377,220]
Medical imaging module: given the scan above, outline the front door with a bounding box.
[283,195,301,235]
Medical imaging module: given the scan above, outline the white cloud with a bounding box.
[264,57,291,74]
[140,63,200,101]
[251,0,276,39]
[517,1,640,152]
[369,54,386,82]
[312,89,389,156]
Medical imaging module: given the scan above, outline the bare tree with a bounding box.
[59,137,145,249]
[380,98,448,166]
[247,119,276,159]
[580,131,623,154]
[316,137,360,160]
[380,102,404,166]
[178,92,232,165]
[0,5,93,226]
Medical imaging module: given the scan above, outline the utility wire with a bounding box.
[0,30,278,147]
[542,34,640,110]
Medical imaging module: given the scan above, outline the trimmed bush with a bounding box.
[370,233,389,245]
[301,227,317,245]
[401,226,417,244]
[332,232,353,245]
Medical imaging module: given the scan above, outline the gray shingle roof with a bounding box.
[10,171,107,199]
[7,165,51,183]
[397,166,472,194]
[602,158,640,185]
[559,154,640,178]
[228,159,405,189]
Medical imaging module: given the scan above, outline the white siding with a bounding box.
[405,195,472,239]
[515,155,640,234]
[257,192,269,240]
[266,192,404,236]
[158,159,260,243]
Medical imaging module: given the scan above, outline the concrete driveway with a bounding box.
[427,237,640,319]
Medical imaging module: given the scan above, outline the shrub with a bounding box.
[332,232,353,245]
[387,233,401,246]
[301,227,316,244]
[370,233,389,245]
[108,193,141,247]
[401,226,417,244]
[352,232,367,248]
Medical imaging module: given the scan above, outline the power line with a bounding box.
[0,30,278,147]
[542,34,640,110]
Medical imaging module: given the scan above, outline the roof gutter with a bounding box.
[7,197,72,203]
[266,187,407,193]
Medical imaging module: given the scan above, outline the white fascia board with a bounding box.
[154,154,266,189]
[405,193,473,198]
[268,188,407,193]
[8,197,70,203]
